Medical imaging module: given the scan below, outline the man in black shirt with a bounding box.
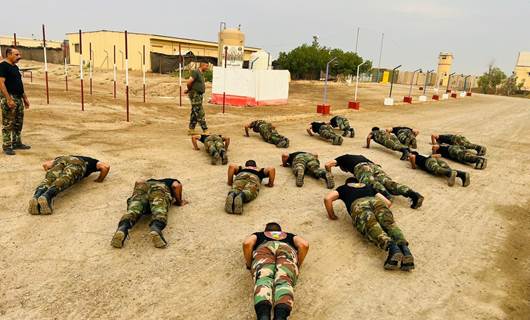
[324,177,415,271]
[281,151,334,188]
[409,151,470,186]
[307,121,343,145]
[0,47,31,155]
[225,160,275,214]
[111,178,188,248]
[28,155,110,215]
[431,133,487,156]
[366,127,410,160]
[328,115,355,137]
[387,126,419,149]
[432,144,487,170]
[242,222,309,320]
[191,133,230,165]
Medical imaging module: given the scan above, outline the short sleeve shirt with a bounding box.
[0,61,24,96]
[336,183,377,211]
[438,134,454,144]
[72,155,99,177]
[191,69,205,94]
[335,154,372,173]
[311,122,325,133]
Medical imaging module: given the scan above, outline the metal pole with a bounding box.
[125,30,129,122]
[13,33,17,47]
[446,72,456,92]
[179,43,182,106]
[250,57,259,69]
[64,58,68,91]
[323,57,337,104]
[423,70,434,95]
[113,45,116,99]
[354,27,360,54]
[142,45,146,103]
[89,42,92,95]
[377,32,384,81]
[223,46,227,114]
[463,75,471,91]
[354,61,367,101]
[389,64,402,98]
[42,24,49,104]
[79,30,84,111]
[408,68,422,97]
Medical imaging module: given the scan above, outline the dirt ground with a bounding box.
[1,62,529,320]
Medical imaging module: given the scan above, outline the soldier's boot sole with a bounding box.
[295,168,304,187]
[410,193,424,209]
[225,193,235,214]
[28,198,40,215]
[342,130,348,137]
[324,171,335,189]
[462,172,471,187]
[447,170,457,187]
[477,146,487,156]
[37,196,53,215]
[233,194,244,215]
[212,152,220,165]
[350,129,355,138]
[384,251,403,270]
[401,254,415,271]
[221,150,228,165]
[111,231,127,248]
[150,231,168,248]
[475,157,487,170]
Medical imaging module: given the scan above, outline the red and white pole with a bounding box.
[64,58,68,91]
[179,43,182,106]
[142,45,146,103]
[223,46,227,114]
[42,24,49,104]
[79,30,84,111]
[113,45,117,98]
[89,42,93,95]
[125,31,129,122]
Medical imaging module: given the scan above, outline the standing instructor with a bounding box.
[185,62,209,135]
[0,47,30,155]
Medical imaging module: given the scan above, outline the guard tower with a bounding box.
[436,52,453,87]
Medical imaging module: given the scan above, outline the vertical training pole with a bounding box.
[89,42,93,95]
[42,24,49,104]
[142,45,146,103]
[354,61,367,101]
[408,68,422,97]
[125,31,129,122]
[113,45,117,98]
[323,57,337,104]
[223,46,227,114]
[354,27,360,54]
[79,30,84,111]
[64,58,68,91]
[179,43,182,106]
[389,65,402,98]
[13,33,17,47]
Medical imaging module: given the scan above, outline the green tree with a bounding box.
[499,75,524,96]
[478,65,506,94]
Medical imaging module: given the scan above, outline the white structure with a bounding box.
[249,50,271,70]
[384,98,394,106]
[419,95,427,102]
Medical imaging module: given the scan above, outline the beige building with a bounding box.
[514,52,530,91]
[436,52,453,87]
[66,30,260,71]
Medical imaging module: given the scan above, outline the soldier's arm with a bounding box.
[0,77,15,109]
[281,154,289,167]
[42,160,54,171]
[172,181,188,206]
[293,236,309,268]
[244,124,250,137]
[365,133,373,148]
[409,154,417,169]
[227,164,238,186]
[185,75,195,92]
[223,137,230,150]
[94,162,110,182]
[191,135,201,150]
[325,159,337,172]
[375,193,392,208]
[242,234,258,270]
[432,145,440,154]
[306,126,314,136]
[324,191,340,220]
[431,134,438,145]
[265,167,275,187]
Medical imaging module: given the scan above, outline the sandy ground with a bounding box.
[0,62,529,319]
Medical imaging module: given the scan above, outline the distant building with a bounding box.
[0,35,63,49]
[514,52,530,91]
[436,52,453,87]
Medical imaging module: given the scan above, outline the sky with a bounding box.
[1,0,528,75]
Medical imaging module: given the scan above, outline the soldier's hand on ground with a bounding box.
[7,98,16,109]
[328,213,338,220]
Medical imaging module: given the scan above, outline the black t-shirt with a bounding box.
[238,167,267,181]
[329,116,339,127]
[250,120,265,132]
[437,145,450,158]
[252,231,297,251]
[391,126,412,136]
[72,156,99,177]
[438,134,454,144]
[0,61,24,96]
[147,178,180,199]
[199,134,221,143]
[336,183,377,211]
[414,154,428,169]
[286,151,306,166]
[335,154,372,173]
[311,122,325,133]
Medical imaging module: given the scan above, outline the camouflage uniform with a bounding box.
[230,172,261,203]
[1,95,24,150]
[332,116,354,136]
[424,157,452,176]
[252,241,299,310]
[291,153,326,179]
[349,196,407,250]
[120,180,172,225]
[448,135,484,154]
[203,135,225,157]
[372,129,407,151]
[251,120,289,148]
[353,162,413,197]
[36,156,87,192]
[395,128,417,149]
[188,91,207,131]
[446,145,481,164]
[317,124,343,145]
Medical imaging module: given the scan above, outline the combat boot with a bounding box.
[475,157,487,170]
[225,191,236,213]
[273,304,291,320]
[111,220,132,248]
[211,151,221,165]
[384,241,403,270]
[350,128,355,138]
[3,148,15,155]
[323,171,335,189]
[447,170,457,187]
[255,301,272,320]
[295,167,305,187]
[187,128,197,135]
[13,143,31,150]
[332,136,343,145]
[400,148,410,161]
[28,186,48,215]
[37,186,58,215]
[276,138,289,148]
[457,171,470,187]
[149,220,168,248]
[399,243,415,271]
[220,149,228,165]
[342,129,349,137]
[406,191,424,209]
[233,193,244,215]
[477,145,487,156]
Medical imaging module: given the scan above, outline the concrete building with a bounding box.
[66,30,260,71]
[514,52,530,91]
[436,52,453,87]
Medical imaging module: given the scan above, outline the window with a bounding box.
[74,43,80,53]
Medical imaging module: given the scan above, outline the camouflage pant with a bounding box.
[230,172,261,202]
[350,197,407,250]
[451,135,482,153]
[354,163,413,196]
[335,117,352,133]
[188,92,207,130]
[424,157,452,176]
[396,129,417,149]
[36,156,87,193]
[292,153,325,179]
[120,181,172,224]
[1,95,24,149]
[318,125,341,143]
[204,135,225,157]
[252,241,299,309]
[259,123,289,148]
[373,130,407,151]
[446,145,480,164]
